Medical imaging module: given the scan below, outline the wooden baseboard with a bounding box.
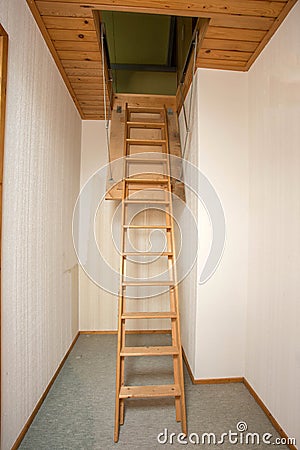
[191,377,244,384]
[182,347,195,383]
[11,331,80,450]
[243,378,297,450]
[80,330,117,335]
[79,329,172,335]
[182,347,296,450]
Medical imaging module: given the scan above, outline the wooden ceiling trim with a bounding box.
[54,41,100,51]
[72,87,103,94]
[43,16,96,30]
[202,38,258,52]
[75,91,105,96]
[71,82,104,89]
[205,27,267,42]
[81,105,102,110]
[36,0,287,19]
[56,50,101,60]
[38,2,275,31]
[83,115,102,119]
[198,59,247,70]
[79,111,103,117]
[245,0,298,70]
[74,88,105,93]
[69,76,102,83]
[199,49,252,62]
[76,98,105,103]
[47,29,98,41]
[36,1,94,17]
[61,59,102,68]
[77,100,104,108]
[81,100,103,109]
[79,100,103,105]
[26,0,85,118]
[73,90,104,99]
[76,100,104,109]
[64,67,102,77]
[81,110,102,115]
[80,100,104,104]
[209,15,275,30]
[75,101,104,107]
[76,102,104,108]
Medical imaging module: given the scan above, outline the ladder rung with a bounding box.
[119,384,180,399]
[122,312,177,319]
[123,225,171,229]
[122,281,174,286]
[126,121,165,128]
[125,158,168,164]
[125,178,168,183]
[123,252,173,256]
[120,346,179,356]
[126,139,166,146]
[124,200,170,204]
[127,107,164,113]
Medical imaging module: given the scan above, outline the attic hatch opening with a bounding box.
[98,11,198,96]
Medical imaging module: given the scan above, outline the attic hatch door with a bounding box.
[101,11,178,95]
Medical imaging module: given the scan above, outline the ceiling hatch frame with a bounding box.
[94,9,209,112]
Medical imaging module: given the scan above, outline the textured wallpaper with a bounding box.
[247,2,300,444]
[0,1,81,448]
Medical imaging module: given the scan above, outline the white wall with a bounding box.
[246,2,300,445]
[177,76,200,375]
[196,69,249,379]
[178,69,249,379]
[79,121,118,331]
[0,1,81,448]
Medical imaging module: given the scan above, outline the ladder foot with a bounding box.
[175,397,181,421]
[120,399,125,425]
[114,427,119,443]
[181,409,187,435]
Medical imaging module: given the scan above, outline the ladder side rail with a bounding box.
[162,107,182,422]
[164,106,187,431]
[114,103,129,441]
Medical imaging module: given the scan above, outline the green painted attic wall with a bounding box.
[112,70,177,95]
[103,11,171,65]
[102,11,177,95]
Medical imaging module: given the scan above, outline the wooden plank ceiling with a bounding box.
[27,0,297,119]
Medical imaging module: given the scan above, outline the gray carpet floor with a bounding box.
[20,334,288,449]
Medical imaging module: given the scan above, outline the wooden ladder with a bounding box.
[114,104,187,442]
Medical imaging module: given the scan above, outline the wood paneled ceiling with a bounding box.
[27,0,297,119]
